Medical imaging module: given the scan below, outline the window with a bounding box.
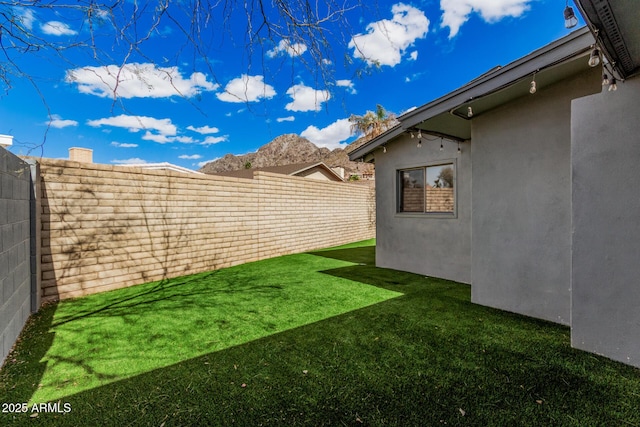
[398,163,455,214]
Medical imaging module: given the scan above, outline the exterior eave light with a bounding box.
[529,73,537,94]
[564,3,578,29]
[588,47,601,67]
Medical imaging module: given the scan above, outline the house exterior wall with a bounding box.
[373,135,472,284]
[38,159,375,301]
[571,76,640,368]
[471,67,600,325]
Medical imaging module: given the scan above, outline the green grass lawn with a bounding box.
[1,239,639,426]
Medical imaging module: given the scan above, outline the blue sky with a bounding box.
[0,1,583,170]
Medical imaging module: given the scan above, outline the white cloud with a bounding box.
[336,79,357,94]
[41,21,77,36]
[300,118,352,149]
[267,40,308,58]
[111,158,148,165]
[349,3,429,67]
[179,154,202,160]
[201,135,228,146]
[187,125,220,134]
[16,8,35,30]
[409,51,418,61]
[140,133,196,144]
[176,136,196,143]
[49,115,78,129]
[88,114,184,144]
[141,132,171,144]
[88,114,177,135]
[277,116,295,123]
[440,0,531,38]
[66,63,218,99]
[198,158,220,168]
[285,84,331,112]
[404,71,427,82]
[216,75,276,103]
[111,142,139,148]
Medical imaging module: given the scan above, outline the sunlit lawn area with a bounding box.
[1,239,639,426]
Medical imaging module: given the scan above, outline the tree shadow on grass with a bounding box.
[49,270,284,328]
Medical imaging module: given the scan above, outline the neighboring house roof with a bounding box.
[118,162,204,175]
[212,161,344,182]
[349,27,595,161]
[576,0,640,79]
[0,134,13,148]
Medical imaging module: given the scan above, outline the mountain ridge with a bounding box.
[199,134,374,178]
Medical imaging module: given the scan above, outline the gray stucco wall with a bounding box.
[571,76,640,368]
[0,148,33,364]
[373,134,472,284]
[471,67,600,325]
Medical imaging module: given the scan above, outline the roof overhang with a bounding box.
[349,27,595,162]
[293,162,345,182]
[576,0,640,79]
[119,162,204,174]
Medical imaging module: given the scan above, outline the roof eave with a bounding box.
[349,27,594,160]
[575,0,640,79]
[402,28,593,126]
[348,125,404,161]
[292,162,345,181]
[291,161,327,175]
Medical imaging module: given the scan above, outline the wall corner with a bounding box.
[25,159,42,312]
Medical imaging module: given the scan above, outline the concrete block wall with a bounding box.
[401,187,424,212]
[254,172,376,258]
[399,187,454,212]
[39,159,375,301]
[426,188,454,212]
[0,149,33,363]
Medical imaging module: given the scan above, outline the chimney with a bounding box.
[69,147,93,163]
[0,134,13,148]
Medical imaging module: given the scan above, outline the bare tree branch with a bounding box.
[0,0,379,150]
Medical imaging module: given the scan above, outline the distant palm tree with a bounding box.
[349,104,397,140]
